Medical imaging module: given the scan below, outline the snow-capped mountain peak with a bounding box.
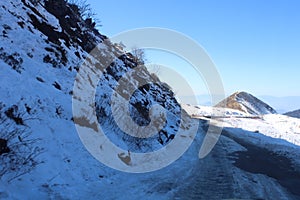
[216,91,277,115]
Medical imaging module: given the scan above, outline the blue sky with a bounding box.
[87,0,300,97]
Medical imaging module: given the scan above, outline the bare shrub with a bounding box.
[131,47,146,66]
[0,103,44,182]
[68,0,101,27]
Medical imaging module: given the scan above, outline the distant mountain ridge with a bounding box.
[284,109,300,119]
[216,92,277,115]
[259,95,300,114]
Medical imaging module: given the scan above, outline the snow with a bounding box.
[1,0,300,199]
[221,114,300,146]
[182,104,250,117]
[182,104,300,147]
[0,0,195,197]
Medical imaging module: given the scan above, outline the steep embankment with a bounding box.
[0,0,189,198]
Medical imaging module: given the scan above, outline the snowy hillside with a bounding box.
[0,0,189,197]
[183,104,300,146]
[1,0,300,199]
[216,91,277,115]
[182,104,252,118]
[285,109,300,119]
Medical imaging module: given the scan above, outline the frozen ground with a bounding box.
[1,0,300,199]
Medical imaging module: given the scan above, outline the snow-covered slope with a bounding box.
[184,104,300,146]
[0,0,189,197]
[285,109,300,119]
[1,0,300,199]
[182,104,252,118]
[181,104,300,199]
[216,91,277,115]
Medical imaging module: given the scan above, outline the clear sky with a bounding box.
[87,0,300,97]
